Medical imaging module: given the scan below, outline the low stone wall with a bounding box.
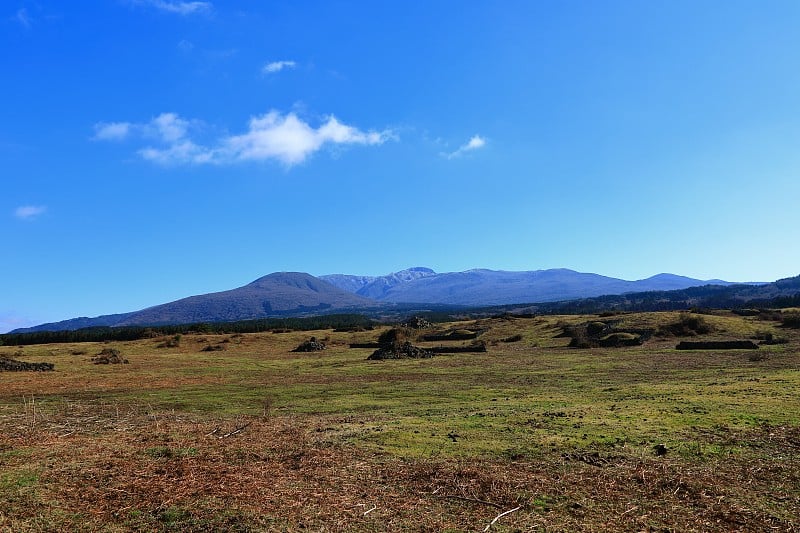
[0,357,54,371]
[676,340,759,350]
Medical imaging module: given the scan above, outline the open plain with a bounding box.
[1,311,799,531]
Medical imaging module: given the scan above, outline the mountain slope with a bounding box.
[320,267,436,297]
[14,272,377,333]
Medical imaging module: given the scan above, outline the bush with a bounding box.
[378,328,413,345]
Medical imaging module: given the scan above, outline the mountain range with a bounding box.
[12,267,797,333]
[320,268,734,305]
[13,267,771,333]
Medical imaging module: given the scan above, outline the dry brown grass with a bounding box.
[1,313,799,531]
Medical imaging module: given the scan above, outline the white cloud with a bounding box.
[262,60,296,74]
[141,1,212,15]
[16,8,32,28]
[443,134,487,159]
[93,122,132,141]
[95,110,393,167]
[149,112,189,142]
[14,205,46,220]
[224,112,390,165]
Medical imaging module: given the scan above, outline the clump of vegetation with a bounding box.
[156,334,182,348]
[500,334,523,343]
[657,313,712,337]
[378,327,414,345]
[752,331,788,345]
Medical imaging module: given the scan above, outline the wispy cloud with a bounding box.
[139,1,212,15]
[95,111,393,167]
[93,113,190,143]
[262,60,296,74]
[14,205,47,220]
[442,135,487,159]
[15,7,32,28]
[93,121,132,141]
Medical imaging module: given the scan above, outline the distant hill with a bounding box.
[323,268,737,306]
[13,272,376,333]
[511,274,800,314]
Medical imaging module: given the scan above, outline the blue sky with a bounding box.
[3,1,800,331]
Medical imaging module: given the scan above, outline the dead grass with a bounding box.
[1,312,799,531]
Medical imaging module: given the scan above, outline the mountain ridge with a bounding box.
[13,267,769,333]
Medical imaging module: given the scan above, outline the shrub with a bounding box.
[378,328,413,345]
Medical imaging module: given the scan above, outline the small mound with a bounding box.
[368,341,432,360]
[92,348,128,365]
[598,332,642,347]
[292,337,326,352]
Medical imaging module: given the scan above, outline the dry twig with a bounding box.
[483,505,521,531]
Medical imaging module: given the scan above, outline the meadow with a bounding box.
[1,311,798,531]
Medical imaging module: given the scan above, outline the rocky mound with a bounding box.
[400,316,433,329]
[92,348,128,364]
[368,341,432,360]
[292,337,326,352]
[0,356,54,372]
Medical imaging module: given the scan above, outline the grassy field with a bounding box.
[1,311,799,531]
